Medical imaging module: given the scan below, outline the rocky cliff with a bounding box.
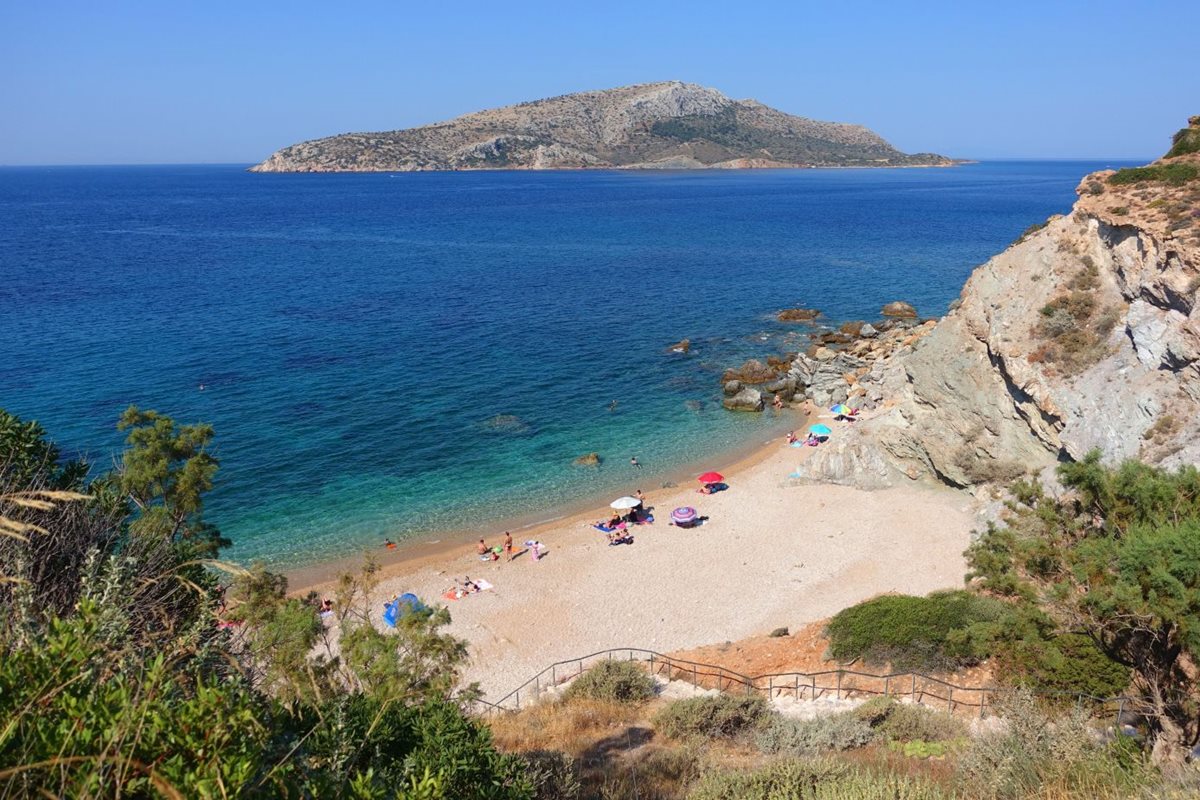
[792,117,1200,489]
[250,82,953,172]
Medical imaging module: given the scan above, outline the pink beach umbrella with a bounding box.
[670,506,698,524]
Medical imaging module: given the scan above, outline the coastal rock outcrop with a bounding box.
[795,117,1200,489]
[723,387,765,412]
[250,82,955,173]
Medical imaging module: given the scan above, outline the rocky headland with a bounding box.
[732,117,1200,491]
[250,81,954,173]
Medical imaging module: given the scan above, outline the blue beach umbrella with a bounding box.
[809,424,832,437]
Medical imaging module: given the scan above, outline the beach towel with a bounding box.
[790,440,806,448]
[593,523,616,533]
[634,514,654,525]
[474,579,494,591]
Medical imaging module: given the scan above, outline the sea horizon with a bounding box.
[0,160,1139,568]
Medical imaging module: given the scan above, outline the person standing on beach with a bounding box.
[630,456,641,469]
[635,489,645,510]
[503,531,513,562]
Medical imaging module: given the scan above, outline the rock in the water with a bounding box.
[723,380,744,396]
[839,321,866,336]
[777,308,821,323]
[573,452,601,467]
[723,387,764,412]
[667,338,691,353]
[881,301,918,318]
[722,359,777,384]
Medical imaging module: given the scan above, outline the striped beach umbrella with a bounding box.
[670,506,698,524]
[831,404,852,416]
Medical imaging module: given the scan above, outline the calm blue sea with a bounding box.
[0,162,1135,566]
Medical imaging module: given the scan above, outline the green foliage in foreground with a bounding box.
[0,407,533,799]
[967,453,1200,765]
[1107,162,1198,186]
[824,590,1006,672]
[562,659,656,704]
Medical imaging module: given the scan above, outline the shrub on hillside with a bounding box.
[654,694,769,741]
[518,750,581,800]
[562,660,655,704]
[824,590,1005,672]
[993,632,1130,700]
[956,688,1144,800]
[754,711,875,756]
[851,697,965,742]
[1108,163,1198,187]
[687,758,953,800]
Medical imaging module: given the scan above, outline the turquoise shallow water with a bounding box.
[0,162,1135,566]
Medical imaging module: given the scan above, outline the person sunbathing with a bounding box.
[460,576,480,593]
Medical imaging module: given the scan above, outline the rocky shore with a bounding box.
[720,302,936,413]
[721,117,1200,494]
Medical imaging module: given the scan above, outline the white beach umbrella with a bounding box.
[610,496,641,509]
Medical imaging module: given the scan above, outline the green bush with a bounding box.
[562,659,655,704]
[653,693,769,740]
[1108,163,1198,187]
[1166,122,1200,158]
[852,697,965,742]
[825,590,1006,672]
[754,711,875,755]
[994,632,1130,699]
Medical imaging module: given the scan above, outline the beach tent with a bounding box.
[383,592,426,627]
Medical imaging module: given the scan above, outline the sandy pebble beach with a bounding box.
[298,415,980,701]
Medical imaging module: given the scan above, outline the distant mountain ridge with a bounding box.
[250,81,954,173]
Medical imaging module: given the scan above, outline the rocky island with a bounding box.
[250,81,954,173]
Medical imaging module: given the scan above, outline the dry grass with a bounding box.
[491,697,643,756]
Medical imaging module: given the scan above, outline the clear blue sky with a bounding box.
[2,0,1197,165]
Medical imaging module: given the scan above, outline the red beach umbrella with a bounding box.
[697,471,724,483]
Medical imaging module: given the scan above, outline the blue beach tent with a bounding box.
[383,592,426,627]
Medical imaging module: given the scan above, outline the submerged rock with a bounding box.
[667,338,691,353]
[573,452,601,467]
[483,414,533,435]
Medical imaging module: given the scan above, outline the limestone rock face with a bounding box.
[250,82,955,173]
[799,124,1200,488]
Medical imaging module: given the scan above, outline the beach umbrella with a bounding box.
[697,471,724,483]
[610,496,641,509]
[809,424,833,437]
[670,506,697,524]
[831,404,852,416]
